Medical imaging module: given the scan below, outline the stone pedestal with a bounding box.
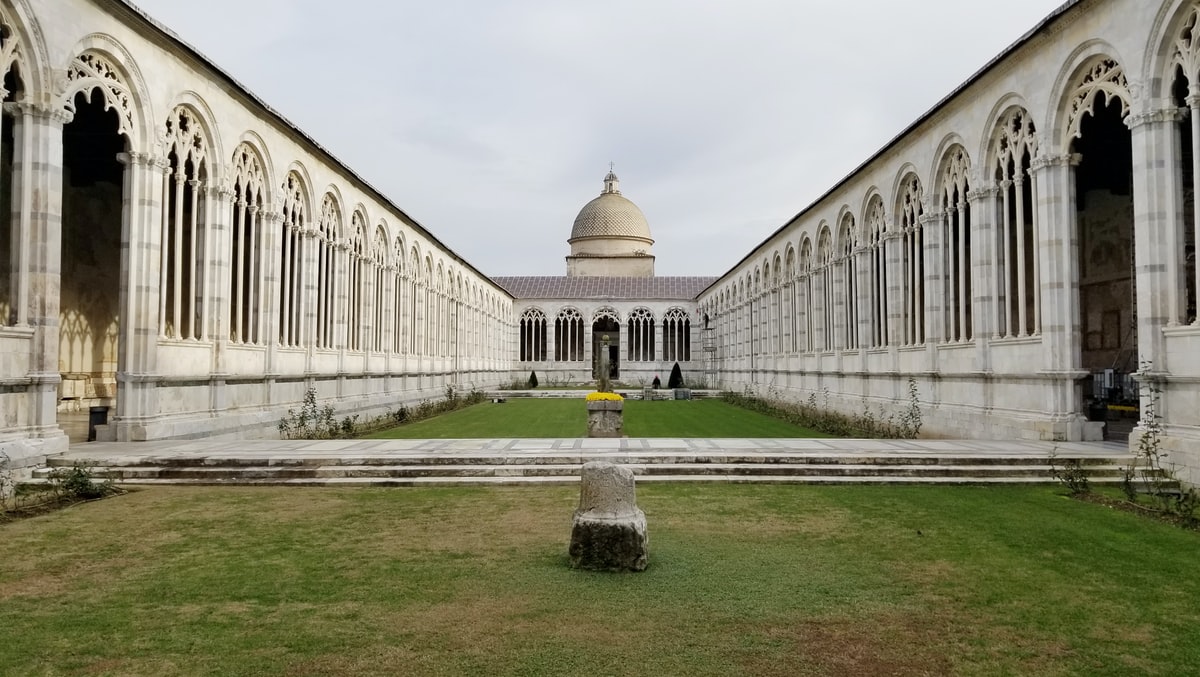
[586,400,624,438]
[569,462,648,572]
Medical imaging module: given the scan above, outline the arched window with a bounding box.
[838,214,858,349]
[315,193,340,349]
[865,197,888,347]
[555,307,584,361]
[279,172,308,347]
[898,176,925,345]
[817,228,834,351]
[993,109,1040,338]
[663,307,691,361]
[346,211,367,351]
[941,148,972,342]
[799,238,813,352]
[370,225,387,352]
[627,307,655,361]
[392,238,406,354]
[520,308,547,362]
[160,106,211,341]
[229,143,265,345]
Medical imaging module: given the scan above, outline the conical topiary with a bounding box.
[528,370,539,388]
[668,362,683,389]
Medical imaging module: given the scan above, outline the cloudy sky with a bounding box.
[132,0,1066,278]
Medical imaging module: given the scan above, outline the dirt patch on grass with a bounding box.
[745,608,1079,677]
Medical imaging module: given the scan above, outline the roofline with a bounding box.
[111,0,513,300]
[698,0,1082,298]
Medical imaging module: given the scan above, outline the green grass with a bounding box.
[367,398,830,438]
[1,484,1197,676]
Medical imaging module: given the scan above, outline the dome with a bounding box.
[568,171,654,244]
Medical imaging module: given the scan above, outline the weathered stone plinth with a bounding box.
[586,400,624,438]
[569,461,648,572]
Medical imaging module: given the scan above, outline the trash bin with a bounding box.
[88,406,110,442]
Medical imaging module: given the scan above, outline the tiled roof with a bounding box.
[492,276,718,300]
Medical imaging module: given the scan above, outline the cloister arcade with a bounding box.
[698,0,1200,482]
[0,0,512,466]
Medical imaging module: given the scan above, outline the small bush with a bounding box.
[528,371,539,389]
[668,363,683,389]
[47,463,114,501]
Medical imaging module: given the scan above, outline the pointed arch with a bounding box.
[278,169,310,347]
[937,145,973,342]
[159,104,214,341]
[990,106,1041,338]
[60,35,151,147]
[229,142,267,345]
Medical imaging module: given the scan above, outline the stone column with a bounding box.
[919,210,945,345]
[113,151,168,441]
[1031,152,1084,435]
[7,103,69,445]
[968,185,999,372]
[1128,108,1185,369]
[883,229,905,348]
[207,183,233,413]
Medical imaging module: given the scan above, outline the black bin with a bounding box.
[87,406,110,442]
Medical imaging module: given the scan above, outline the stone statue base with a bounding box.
[586,400,624,438]
[569,461,648,572]
[569,513,648,572]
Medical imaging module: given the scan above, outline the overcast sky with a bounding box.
[131,0,1066,278]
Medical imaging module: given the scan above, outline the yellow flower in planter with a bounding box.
[585,392,624,402]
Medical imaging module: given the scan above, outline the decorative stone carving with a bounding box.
[569,462,648,572]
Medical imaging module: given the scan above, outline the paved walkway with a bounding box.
[52,437,1132,465]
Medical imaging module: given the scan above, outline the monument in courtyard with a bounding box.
[569,462,648,572]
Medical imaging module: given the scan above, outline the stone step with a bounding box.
[42,452,1136,469]
[28,461,1147,487]
[17,474,1147,488]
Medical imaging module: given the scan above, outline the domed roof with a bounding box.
[569,171,654,244]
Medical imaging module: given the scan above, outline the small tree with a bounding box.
[528,370,539,388]
[668,362,684,389]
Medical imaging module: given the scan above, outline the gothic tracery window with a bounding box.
[229,143,265,344]
[345,211,367,351]
[898,175,925,345]
[662,307,691,362]
[627,307,655,361]
[865,197,888,347]
[993,109,1041,337]
[370,224,387,352]
[392,238,407,354]
[941,148,973,342]
[160,106,211,341]
[555,307,584,361]
[279,172,308,347]
[520,308,547,362]
[838,215,858,349]
[314,194,342,348]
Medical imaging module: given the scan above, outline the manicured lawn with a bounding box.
[1,484,1197,676]
[366,398,831,438]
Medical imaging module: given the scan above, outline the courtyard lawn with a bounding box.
[366,397,831,438]
[2,485,1198,676]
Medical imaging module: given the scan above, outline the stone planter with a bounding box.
[586,400,624,438]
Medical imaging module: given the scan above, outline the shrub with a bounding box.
[47,463,114,501]
[667,363,683,389]
[528,371,539,389]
